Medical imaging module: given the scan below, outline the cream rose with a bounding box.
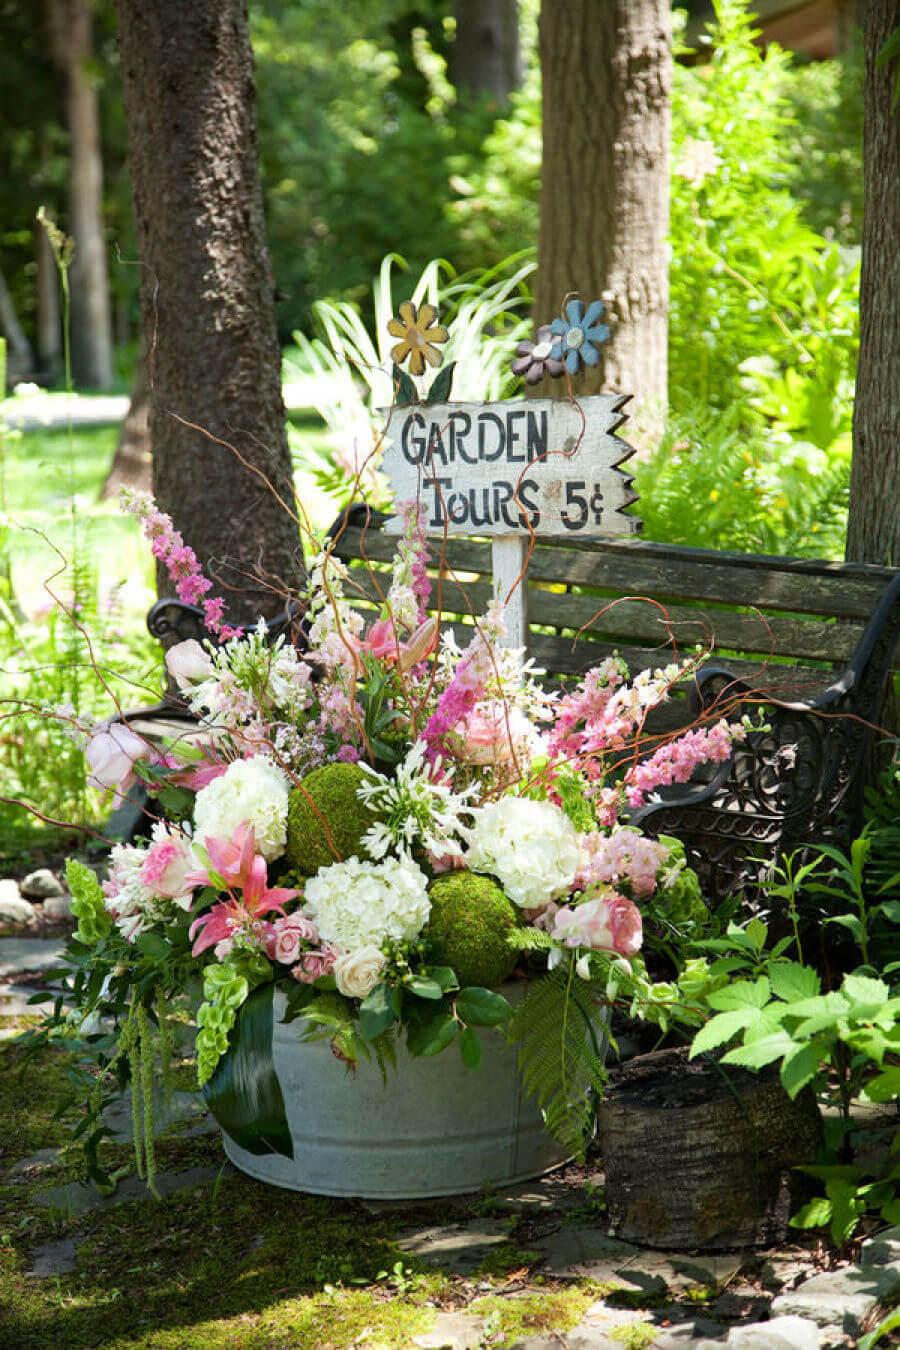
[333,946,386,999]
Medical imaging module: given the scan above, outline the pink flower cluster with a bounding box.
[120,488,240,639]
[546,658,628,773]
[399,501,431,625]
[623,719,745,809]
[422,605,504,765]
[267,912,338,983]
[576,827,670,897]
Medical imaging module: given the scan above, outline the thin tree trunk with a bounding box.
[0,269,34,385]
[50,0,115,390]
[846,0,900,567]
[115,0,302,624]
[101,351,150,499]
[535,0,671,438]
[451,0,521,104]
[35,220,62,382]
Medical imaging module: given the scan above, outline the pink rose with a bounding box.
[267,912,320,965]
[85,722,146,804]
[551,892,642,957]
[165,638,214,690]
[140,827,194,906]
[291,945,338,984]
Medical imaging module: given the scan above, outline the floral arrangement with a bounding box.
[44,293,756,1187]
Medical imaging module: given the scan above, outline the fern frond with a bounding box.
[507,927,554,954]
[508,966,608,1160]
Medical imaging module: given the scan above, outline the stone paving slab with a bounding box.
[725,1315,822,1349]
[5,1146,62,1184]
[101,1088,213,1139]
[534,1226,728,1295]
[0,937,68,977]
[412,1311,489,1349]
[771,1260,900,1334]
[397,1221,514,1275]
[34,1164,231,1217]
[27,1237,81,1278]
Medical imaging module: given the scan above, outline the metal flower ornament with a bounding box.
[510,324,566,386]
[550,298,611,375]
[388,301,449,377]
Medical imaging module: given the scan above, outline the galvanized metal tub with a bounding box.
[222,984,606,1199]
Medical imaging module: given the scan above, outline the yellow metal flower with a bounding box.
[387,301,449,377]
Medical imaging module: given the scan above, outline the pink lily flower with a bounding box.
[186,821,299,957]
[360,615,438,672]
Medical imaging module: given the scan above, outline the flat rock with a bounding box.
[41,894,73,922]
[34,1164,229,1216]
[772,1262,900,1334]
[725,1316,821,1349]
[651,1319,728,1348]
[413,1311,488,1349]
[20,869,65,900]
[27,1237,80,1278]
[861,1222,900,1269]
[397,1221,511,1275]
[490,1178,591,1214]
[509,1312,653,1350]
[536,1227,674,1294]
[6,1147,62,1183]
[0,881,36,925]
[0,937,67,977]
[101,1088,210,1139]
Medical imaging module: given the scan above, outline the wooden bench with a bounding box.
[128,505,899,902]
[327,505,900,903]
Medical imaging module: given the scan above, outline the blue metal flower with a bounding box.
[549,299,611,375]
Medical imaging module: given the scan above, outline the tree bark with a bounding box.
[0,269,34,385]
[846,1,900,567]
[101,350,150,499]
[35,219,62,383]
[50,0,115,390]
[451,0,521,105]
[535,1,671,436]
[115,0,303,624]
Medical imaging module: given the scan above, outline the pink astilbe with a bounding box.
[422,601,505,765]
[623,719,745,810]
[120,488,241,639]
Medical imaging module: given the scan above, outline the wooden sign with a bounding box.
[381,393,641,647]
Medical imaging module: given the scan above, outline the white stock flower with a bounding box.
[303,853,431,950]
[333,946,386,999]
[465,797,582,910]
[193,756,290,861]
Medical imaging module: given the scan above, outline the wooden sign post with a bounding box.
[381,394,641,648]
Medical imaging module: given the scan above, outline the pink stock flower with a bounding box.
[291,945,338,984]
[552,892,643,957]
[267,912,319,964]
[85,722,146,804]
[186,821,298,956]
[623,720,744,810]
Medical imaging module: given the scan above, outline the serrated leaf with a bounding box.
[359,982,396,1041]
[769,962,820,1003]
[707,977,770,1012]
[425,360,455,403]
[721,1031,795,1070]
[842,973,890,1009]
[745,917,768,950]
[690,1011,751,1058]
[789,1196,833,1229]
[862,1067,900,1102]
[459,1026,482,1070]
[455,987,513,1027]
[780,1041,821,1098]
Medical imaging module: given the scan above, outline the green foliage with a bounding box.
[425,870,518,988]
[65,858,112,945]
[201,983,293,1160]
[195,961,251,1088]
[508,962,607,1159]
[285,763,375,875]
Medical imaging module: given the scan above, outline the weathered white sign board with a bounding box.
[380,394,640,646]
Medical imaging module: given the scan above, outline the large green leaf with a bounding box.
[201,984,293,1159]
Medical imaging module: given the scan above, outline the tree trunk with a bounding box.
[50,0,115,390]
[115,0,303,624]
[535,1,671,439]
[35,219,62,383]
[101,350,150,499]
[451,0,521,104]
[846,1,900,567]
[0,269,34,385]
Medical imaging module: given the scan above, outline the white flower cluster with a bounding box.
[303,852,431,950]
[193,756,290,860]
[465,797,583,910]
[306,549,364,672]
[356,742,474,859]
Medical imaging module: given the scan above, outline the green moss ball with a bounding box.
[426,870,518,989]
[285,763,374,875]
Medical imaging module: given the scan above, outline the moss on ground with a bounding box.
[468,1287,597,1342]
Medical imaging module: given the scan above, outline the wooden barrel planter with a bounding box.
[596,1047,822,1251]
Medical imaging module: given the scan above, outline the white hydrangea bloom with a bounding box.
[193,756,290,861]
[303,852,431,951]
[465,797,582,909]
